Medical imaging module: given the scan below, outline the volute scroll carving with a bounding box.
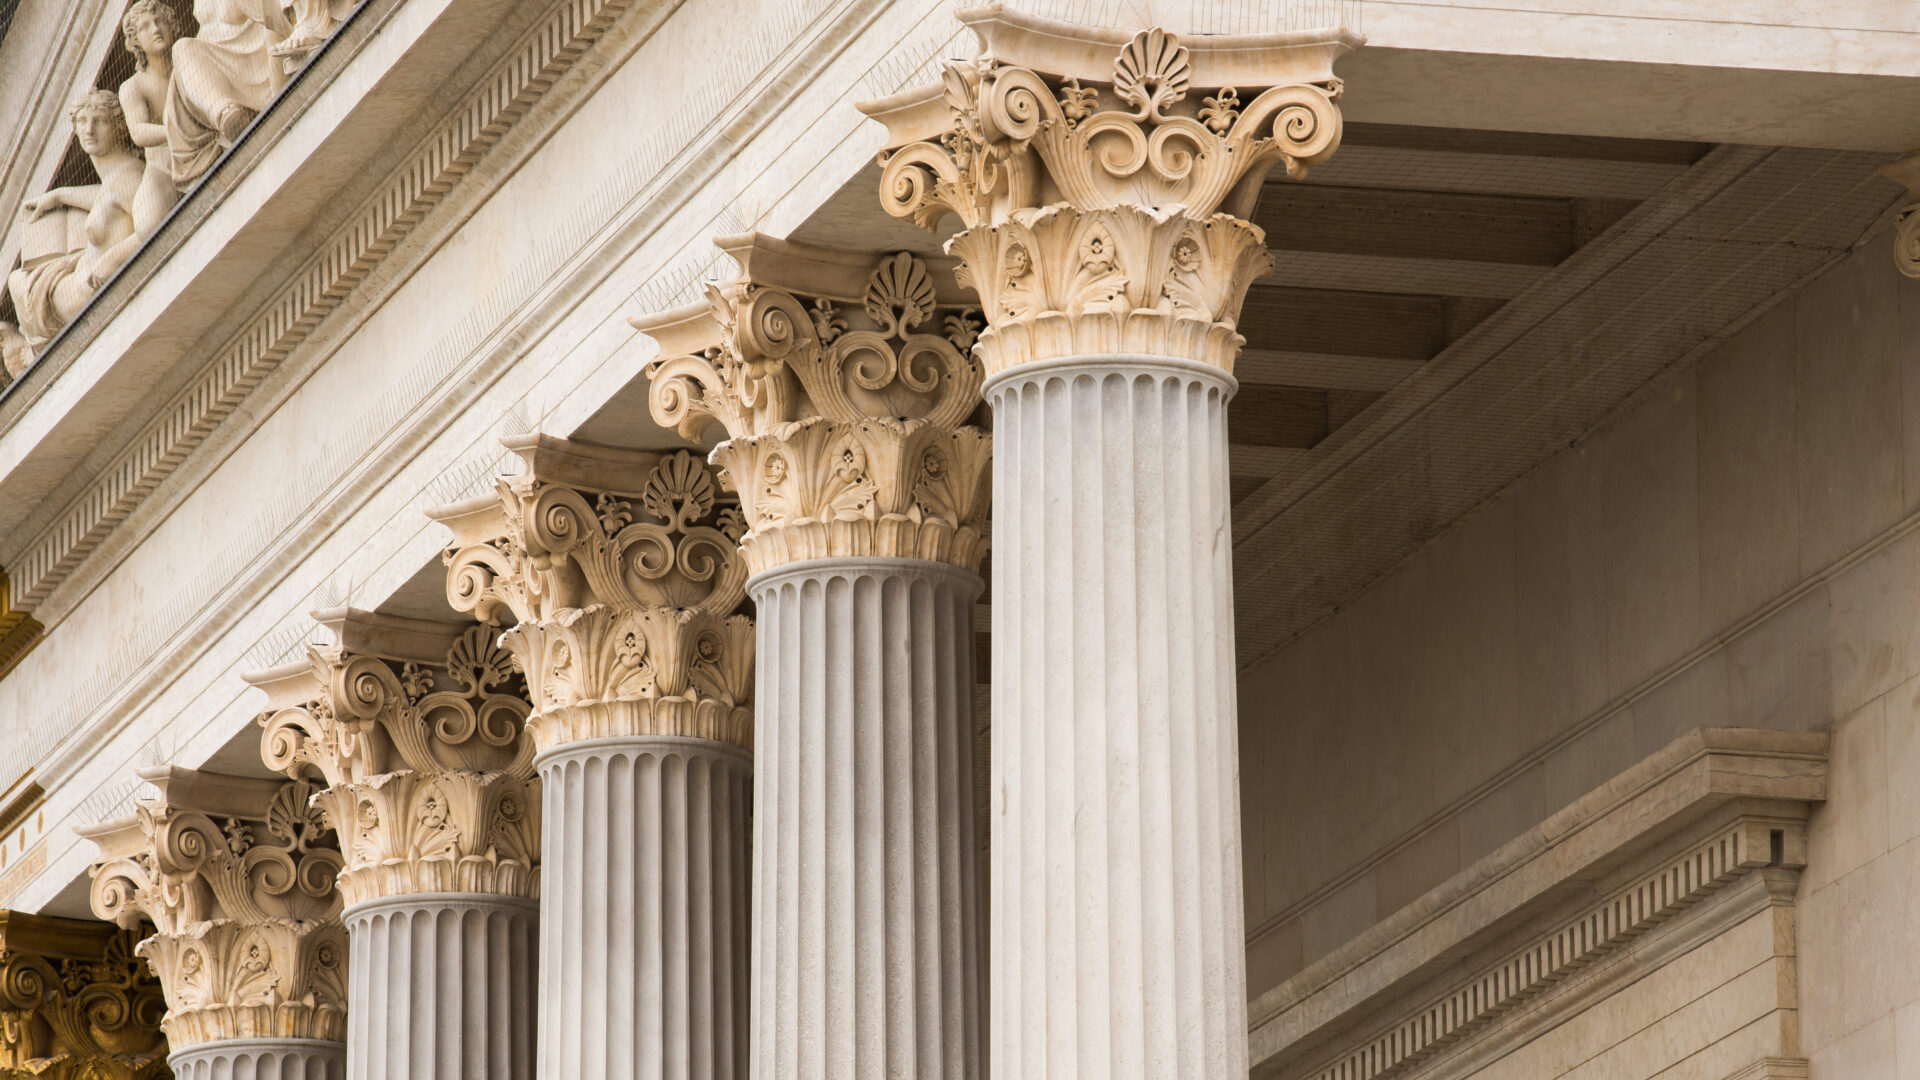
[245,610,540,906]
[79,768,348,1051]
[428,436,756,751]
[0,912,169,1080]
[1877,152,1920,279]
[632,235,993,574]
[857,7,1358,376]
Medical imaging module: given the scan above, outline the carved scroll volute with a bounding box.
[859,11,1355,376]
[0,914,170,1079]
[80,770,349,1049]
[633,239,993,575]
[1877,151,1920,279]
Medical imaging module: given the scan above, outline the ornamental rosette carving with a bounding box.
[0,914,168,1080]
[430,438,755,750]
[635,239,992,573]
[80,771,347,1050]
[859,13,1353,375]
[250,618,540,906]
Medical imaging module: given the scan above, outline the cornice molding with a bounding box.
[1247,727,1827,1079]
[2,0,640,617]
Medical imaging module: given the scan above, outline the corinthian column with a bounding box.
[429,436,755,1080]
[634,235,989,1079]
[0,911,169,1080]
[81,768,348,1080]
[860,10,1355,1078]
[245,609,540,1080]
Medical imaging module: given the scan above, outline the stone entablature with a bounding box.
[634,235,992,575]
[0,911,168,1080]
[858,7,1355,376]
[245,608,539,907]
[1249,728,1827,1080]
[79,768,346,1051]
[429,434,755,750]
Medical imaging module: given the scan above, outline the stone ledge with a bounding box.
[1248,726,1827,1077]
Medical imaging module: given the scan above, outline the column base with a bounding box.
[169,1037,345,1080]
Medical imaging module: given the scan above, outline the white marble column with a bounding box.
[748,559,983,1080]
[861,12,1354,1078]
[171,1038,346,1080]
[635,237,994,1078]
[432,437,759,1080]
[248,610,543,1080]
[345,894,538,1080]
[985,356,1242,1076]
[539,738,750,1080]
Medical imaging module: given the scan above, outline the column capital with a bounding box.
[1876,151,1920,278]
[245,608,540,907]
[857,8,1356,375]
[632,235,992,575]
[0,911,169,1080]
[80,768,347,1051]
[428,436,755,751]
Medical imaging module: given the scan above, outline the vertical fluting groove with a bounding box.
[537,738,751,1080]
[748,559,984,1080]
[170,1039,345,1080]
[344,895,536,1080]
[986,357,1248,1080]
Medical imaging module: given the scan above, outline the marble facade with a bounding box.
[0,1,1915,1078]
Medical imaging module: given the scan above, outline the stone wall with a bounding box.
[1239,227,1920,1075]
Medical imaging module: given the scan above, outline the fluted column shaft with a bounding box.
[172,1038,346,1080]
[344,894,537,1080]
[749,558,984,1080]
[986,355,1245,1080]
[539,737,751,1080]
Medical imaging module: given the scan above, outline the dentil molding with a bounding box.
[429,434,755,751]
[79,768,347,1051]
[633,235,992,574]
[0,911,168,1080]
[857,7,1356,376]
[245,608,539,907]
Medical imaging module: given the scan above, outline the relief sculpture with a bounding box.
[0,0,358,382]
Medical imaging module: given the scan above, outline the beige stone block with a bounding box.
[1898,255,1920,515]
[1544,712,1638,819]
[1801,699,1890,896]
[1724,587,1833,732]
[1801,836,1920,1054]
[1698,301,1803,630]
[1246,917,1303,1001]
[1829,529,1920,720]
[1807,1012,1895,1080]
[1300,873,1377,970]
[1894,999,1920,1079]
[1513,442,1613,735]
[1794,244,1904,576]
[1644,1014,1798,1080]
[1455,761,1547,870]
[1422,499,1523,793]
[1374,817,1461,920]
[1630,652,1732,759]
[1889,676,1920,851]
[1600,370,1706,693]
[1562,963,1784,1080]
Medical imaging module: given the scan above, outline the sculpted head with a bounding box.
[70,90,131,157]
[121,0,182,69]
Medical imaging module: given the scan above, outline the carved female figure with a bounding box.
[118,0,185,238]
[166,0,292,188]
[5,92,145,347]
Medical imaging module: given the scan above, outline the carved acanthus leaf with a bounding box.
[81,773,347,1050]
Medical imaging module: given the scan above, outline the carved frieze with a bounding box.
[0,911,168,1080]
[80,769,346,1051]
[858,9,1356,375]
[634,236,992,574]
[429,436,755,750]
[246,609,539,906]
